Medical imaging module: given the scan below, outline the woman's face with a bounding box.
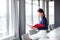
[38,12,44,17]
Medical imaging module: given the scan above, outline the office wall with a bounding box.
[55,0,60,27]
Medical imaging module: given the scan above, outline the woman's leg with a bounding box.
[29,30,47,40]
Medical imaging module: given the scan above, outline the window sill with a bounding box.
[1,35,15,40]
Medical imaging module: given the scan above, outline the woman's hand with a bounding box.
[27,24,33,27]
[27,24,37,30]
[32,27,37,30]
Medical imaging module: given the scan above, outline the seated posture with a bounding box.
[29,8,48,40]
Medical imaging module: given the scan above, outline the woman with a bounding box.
[29,8,48,40]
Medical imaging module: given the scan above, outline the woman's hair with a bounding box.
[37,8,45,16]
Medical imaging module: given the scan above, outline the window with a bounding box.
[0,0,7,37]
[0,0,17,38]
[40,0,43,8]
[33,1,39,25]
[49,1,54,25]
[25,0,32,33]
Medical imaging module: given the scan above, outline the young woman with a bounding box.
[29,8,48,40]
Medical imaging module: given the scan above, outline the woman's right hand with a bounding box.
[27,24,36,29]
[32,27,37,30]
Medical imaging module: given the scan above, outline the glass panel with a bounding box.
[33,1,39,25]
[0,0,7,37]
[25,0,31,3]
[25,0,32,33]
[9,0,13,36]
[49,1,54,25]
[33,0,38,5]
[0,0,15,37]
[40,0,43,8]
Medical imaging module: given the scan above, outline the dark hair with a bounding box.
[37,8,45,16]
